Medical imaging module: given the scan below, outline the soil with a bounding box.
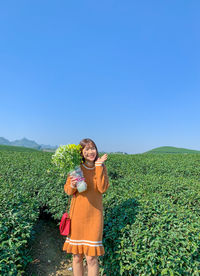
[24,218,88,276]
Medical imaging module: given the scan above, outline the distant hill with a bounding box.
[0,137,57,151]
[144,146,200,154]
[0,144,39,152]
[10,138,40,149]
[0,137,10,145]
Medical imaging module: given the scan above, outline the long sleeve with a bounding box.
[64,174,77,196]
[95,162,110,194]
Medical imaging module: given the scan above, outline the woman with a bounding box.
[63,138,110,276]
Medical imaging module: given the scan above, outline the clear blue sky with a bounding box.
[0,1,200,154]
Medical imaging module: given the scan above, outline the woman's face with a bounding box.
[82,143,97,162]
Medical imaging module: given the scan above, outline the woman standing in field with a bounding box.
[63,138,110,276]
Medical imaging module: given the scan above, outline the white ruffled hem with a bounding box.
[63,242,105,256]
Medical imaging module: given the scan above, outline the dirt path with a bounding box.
[25,218,88,276]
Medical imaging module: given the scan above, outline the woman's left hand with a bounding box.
[96,154,108,164]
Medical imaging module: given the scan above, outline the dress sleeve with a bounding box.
[95,162,110,193]
[64,174,77,195]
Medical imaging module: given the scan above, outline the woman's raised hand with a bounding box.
[96,154,108,164]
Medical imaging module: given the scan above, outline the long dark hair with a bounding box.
[79,138,99,163]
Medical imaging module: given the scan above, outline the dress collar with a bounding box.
[82,163,95,170]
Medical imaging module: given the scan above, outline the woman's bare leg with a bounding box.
[73,254,84,276]
[85,255,99,276]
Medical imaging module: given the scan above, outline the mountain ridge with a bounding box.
[0,137,199,154]
[0,137,57,150]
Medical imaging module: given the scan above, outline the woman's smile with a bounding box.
[87,154,95,160]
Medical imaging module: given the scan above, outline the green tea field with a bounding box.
[0,145,200,275]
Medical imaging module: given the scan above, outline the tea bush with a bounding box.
[0,148,200,275]
[100,154,200,275]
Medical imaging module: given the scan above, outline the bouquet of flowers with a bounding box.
[52,144,87,193]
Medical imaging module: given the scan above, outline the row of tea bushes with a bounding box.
[0,147,200,275]
[0,149,64,275]
[100,154,200,275]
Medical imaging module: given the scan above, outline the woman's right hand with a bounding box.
[70,176,78,188]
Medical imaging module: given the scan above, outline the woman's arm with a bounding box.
[64,175,77,195]
[95,162,110,193]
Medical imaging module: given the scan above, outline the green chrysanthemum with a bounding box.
[52,144,83,175]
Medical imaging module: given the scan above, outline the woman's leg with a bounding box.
[85,255,99,276]
[72,254,84,276]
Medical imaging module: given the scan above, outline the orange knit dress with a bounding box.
[62,161,110,256]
